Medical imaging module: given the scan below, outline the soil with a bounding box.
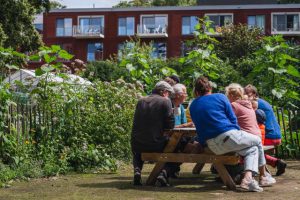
[0,160,299,200]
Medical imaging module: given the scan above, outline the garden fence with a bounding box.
[2,101,300,159]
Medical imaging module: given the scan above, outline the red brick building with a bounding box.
[43,3,300,62]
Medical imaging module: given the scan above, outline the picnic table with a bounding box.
[141,128,240,190]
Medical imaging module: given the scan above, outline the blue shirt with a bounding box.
[190,93,240,146]
[258,98,281,139]
[174,104,187,126]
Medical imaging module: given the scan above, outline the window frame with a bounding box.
[182,16,198,35]
[118,17,135,36]
[247,15,265,33]
[77,15,105,34]
[56,18,73,37]
[87,43,104,62]
[204,13,234,35]
[271,12,300,34]
[139,14,168,33]
[151,42,167,59]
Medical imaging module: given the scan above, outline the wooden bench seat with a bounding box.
[141,151,239,190]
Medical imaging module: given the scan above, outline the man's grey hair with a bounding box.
[154,81,174,95]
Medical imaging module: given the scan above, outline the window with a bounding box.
[34,23,43,32]
[56,18,72,36]
[248,15,265,31]
[118,42,135,58]
[79,16,104,35]
[206,14,233,31]
[58,43,73,54]
[182,16,198,35]
[152,42,167,59]
[273,14,300,32]
[118,17,135,36]
[87,43,103,61]
[181,41,197,57]
[140,15,167,34]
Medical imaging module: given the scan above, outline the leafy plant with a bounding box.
[118,39,176,93]
[247,35,300,108]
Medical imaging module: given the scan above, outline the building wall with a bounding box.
[43,7,300,61]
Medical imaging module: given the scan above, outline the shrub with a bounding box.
[84,60,130,82]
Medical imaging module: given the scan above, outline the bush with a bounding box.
[84,60,130,82]
[0,77,142,184]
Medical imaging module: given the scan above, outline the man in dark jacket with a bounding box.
[131,81,175,186]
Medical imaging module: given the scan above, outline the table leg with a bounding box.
[146,131,183,185]
[192,163,205,174]
[213,163,236,190]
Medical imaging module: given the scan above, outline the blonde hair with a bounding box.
[225,83,244,101]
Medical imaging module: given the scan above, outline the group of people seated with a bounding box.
[131,75,286,192]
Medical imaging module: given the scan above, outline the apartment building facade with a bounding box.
[43,4,300,62]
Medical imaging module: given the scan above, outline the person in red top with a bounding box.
[256,109,266,145]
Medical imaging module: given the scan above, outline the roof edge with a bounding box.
[49,4,300,13]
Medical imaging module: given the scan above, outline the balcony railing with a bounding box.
[272,23,300,35]
[73,25,104,38]
[137,24,168,38]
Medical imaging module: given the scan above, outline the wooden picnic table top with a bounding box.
[164,127,196,137]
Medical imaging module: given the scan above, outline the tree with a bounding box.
[49,0,66,9]
[114,0,197,7]
[215,24,264,79]
[0,0,46,51]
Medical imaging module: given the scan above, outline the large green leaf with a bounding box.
[58,50,74,60]
[287,65,300,78]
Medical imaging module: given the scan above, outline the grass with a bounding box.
[0,161,300,200]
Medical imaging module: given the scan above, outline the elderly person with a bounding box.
[131,81,175,186]
[244,84,286,176]
[171,84,193,128]
[190,76,274,192]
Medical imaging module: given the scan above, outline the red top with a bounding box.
[258,124,266,144]
[231,99,261,137]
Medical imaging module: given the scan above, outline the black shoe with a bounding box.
[276,159,287,176]
[156,171,170,187]
[133,173,142,186]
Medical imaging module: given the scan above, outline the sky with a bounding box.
[60,0,123,8]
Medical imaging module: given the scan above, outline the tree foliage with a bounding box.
[247,35,300,108]
[114,0,197,7]
[0,0,44,51]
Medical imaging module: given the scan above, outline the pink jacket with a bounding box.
[231,100,261,137]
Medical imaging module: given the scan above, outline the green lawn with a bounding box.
[0,161,300,200]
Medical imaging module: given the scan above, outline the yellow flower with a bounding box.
[25,140,30,145]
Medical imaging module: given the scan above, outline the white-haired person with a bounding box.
[171,83,193,128]
[225,83,276,186]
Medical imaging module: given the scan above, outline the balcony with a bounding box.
[137,24,168,38]
[73,25,104,38]
[272,23,300,35]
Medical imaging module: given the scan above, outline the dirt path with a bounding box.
[0,161,299,200]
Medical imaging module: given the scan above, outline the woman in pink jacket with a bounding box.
[225,83,276,187]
